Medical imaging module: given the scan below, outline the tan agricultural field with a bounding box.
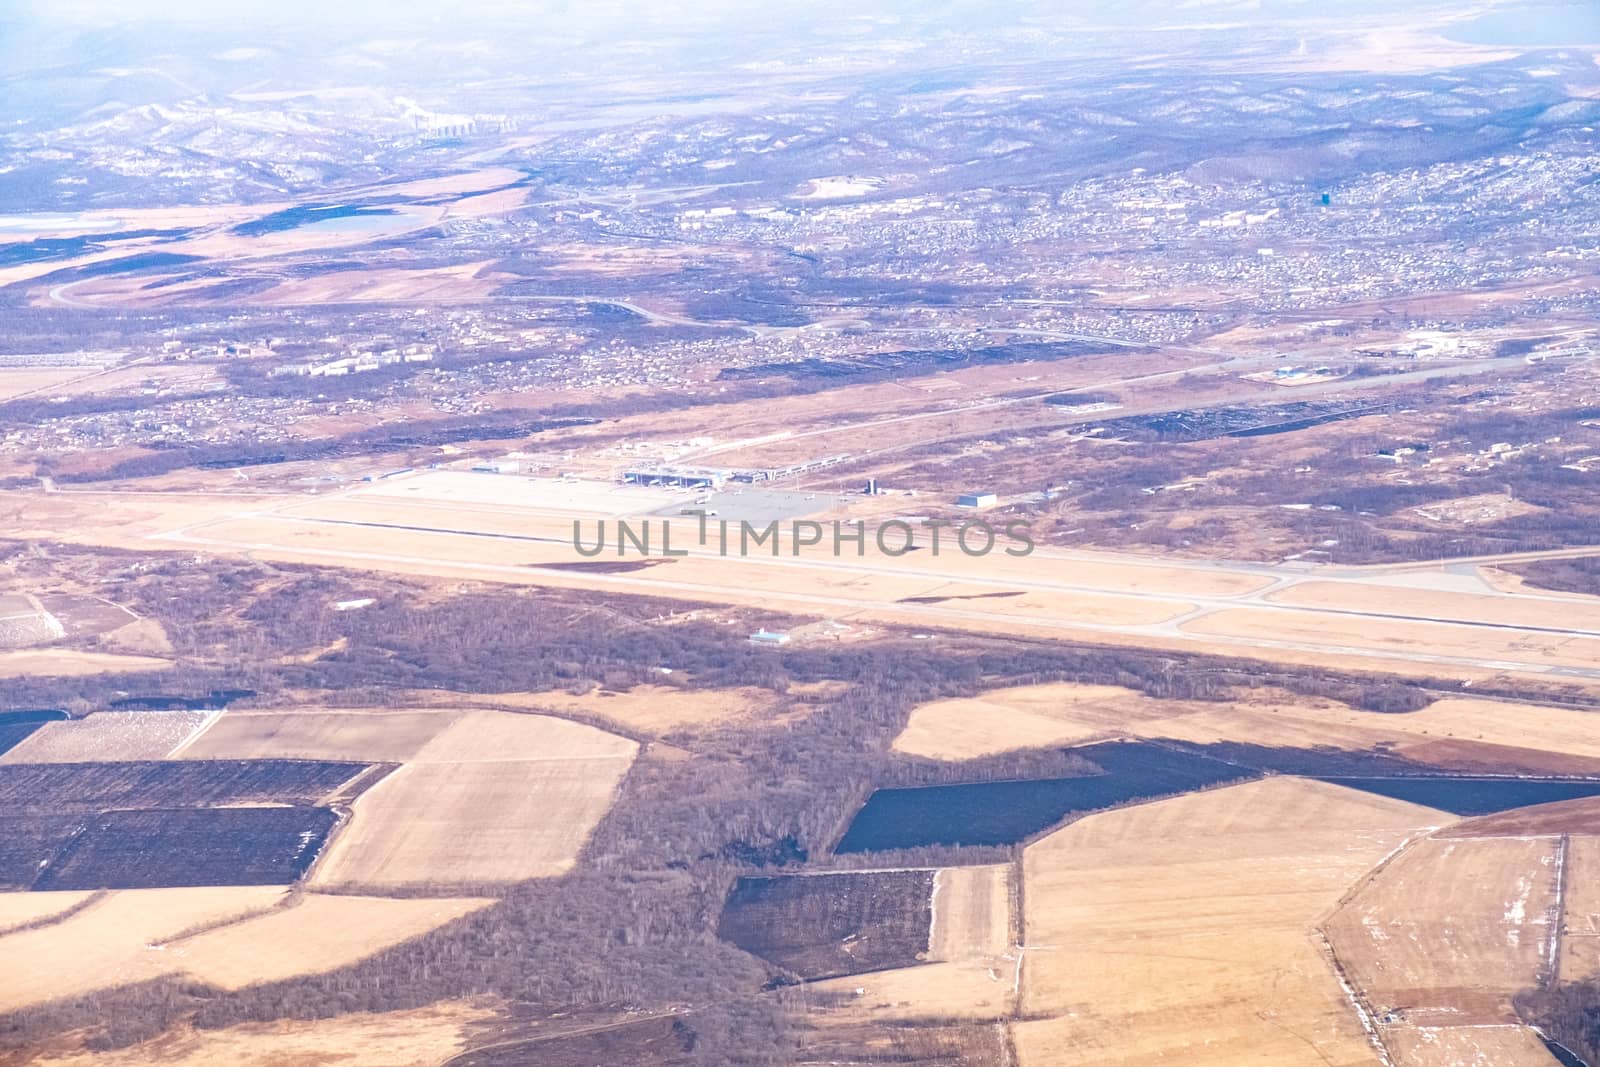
[895,683,1600,774]
[164,893,492,989]
[179,708,457,762]
[31,999,501,1067]
[0,649,171,678]
[1336,697,1600,763]
[1560,835,1600,981]
[1,710,208,764]
[181,706,638,765]
[0,890,95,933]
[487,684,785,734]
[1439,797,1600,838]
[0,886,286,1012]
[893,684,1148,759]
[930,865,1011,966]
[410,709,637,763]
[808,863,1016,1026]
[98,617,175,656]
[808,959,1014,1024]
[1013,778,1450,1067]
[0,884,489,1014]
[1145,697,1600,764]
[1383,1024,1561,1067]
[385,682,846,735]
[310,709,637,889]
[1142,695,1600,774]
[179,707,639,888]
[313,757,632,887]
[1325,836,1560,1027]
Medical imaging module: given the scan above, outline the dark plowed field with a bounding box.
[0,759,370,813]
[32,805,339,890]
[718,870,935,980]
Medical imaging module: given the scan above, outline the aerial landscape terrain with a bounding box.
[5,0,1600,1063]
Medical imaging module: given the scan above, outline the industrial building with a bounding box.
[957,492,998,508]
[727,454,852,483]
[624,466,730,489]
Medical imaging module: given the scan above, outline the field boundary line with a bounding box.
[167,707,226,758]
[1007,849,1025,1019]
[1311,827,1566,1064]
[322,761,401,805]
[997,1020,1017,1067]
[773,866,944,876]
[1314,928,1395,1067]
[405,753,638,766]
[304,765,412,888]
[1433,832,1572,842]
[1312,828,1444,1067]
[158,888,302,947]
[1546,833,1570,988]
[1318,828,1441,929]
[0,888,111,938]
[436,1011,690,1067]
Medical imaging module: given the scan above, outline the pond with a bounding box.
[834,742,1257,853]
[834,739,1600,854]
[1318,775,1600,816]
[231,204,422,237]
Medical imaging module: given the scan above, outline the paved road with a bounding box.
[151,503,1600,682]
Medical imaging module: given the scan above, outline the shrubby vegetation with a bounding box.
[1517,981,1600,1065]
[1511,556,1600,597]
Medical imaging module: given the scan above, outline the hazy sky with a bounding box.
[15,0,897,19]
[9,0,951,37]
[11,0,1488,26]
[14,0,1590,45]
[24,0,576,22]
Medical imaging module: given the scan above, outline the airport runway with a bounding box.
[144,488,1600,683]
